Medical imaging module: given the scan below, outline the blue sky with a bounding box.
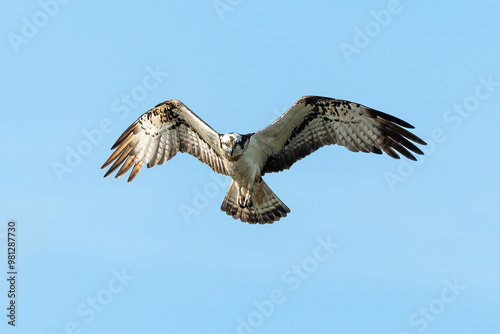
[1,0,500,333]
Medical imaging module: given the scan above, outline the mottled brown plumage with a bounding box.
[101,100,228,182]
[102,96,426,224]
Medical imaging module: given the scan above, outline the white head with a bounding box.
[220,133,247,160]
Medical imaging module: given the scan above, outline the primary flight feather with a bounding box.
[102,96,426,224]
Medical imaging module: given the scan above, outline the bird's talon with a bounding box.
[243,194,253,208]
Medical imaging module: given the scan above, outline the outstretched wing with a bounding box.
[253,96,427,174]
[101,100,228,182]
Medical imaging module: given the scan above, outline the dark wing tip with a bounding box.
[102,168,115,179]
[416,137,427,146]
[126,162,144,182]
[101,154,118,170]
[372,111,426,146]
[367,108,415,129]
[409,135,426,146]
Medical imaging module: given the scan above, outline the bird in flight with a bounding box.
[102,96,426,224]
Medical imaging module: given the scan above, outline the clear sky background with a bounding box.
[1,1,500,333]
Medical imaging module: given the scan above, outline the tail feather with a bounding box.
[221,180,290,224]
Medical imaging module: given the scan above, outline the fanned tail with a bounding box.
[221,180,290,224]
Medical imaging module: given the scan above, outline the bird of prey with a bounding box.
[102,96,426,224]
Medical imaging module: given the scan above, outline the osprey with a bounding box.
[102,96,426,224]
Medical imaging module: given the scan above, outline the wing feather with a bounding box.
[156,134,168,166]
[103,145,134,179]
[116,155,136,178]
[349,124,371,152]
[101,100,228,182]
[146,135,160,168]
[254,96,426,174]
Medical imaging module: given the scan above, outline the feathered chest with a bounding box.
[226,149,262,184]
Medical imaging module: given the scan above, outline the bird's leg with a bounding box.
[242,174,261,208]
[243,192,253,208]
[237,186,246,208]
[237,186,253,208]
